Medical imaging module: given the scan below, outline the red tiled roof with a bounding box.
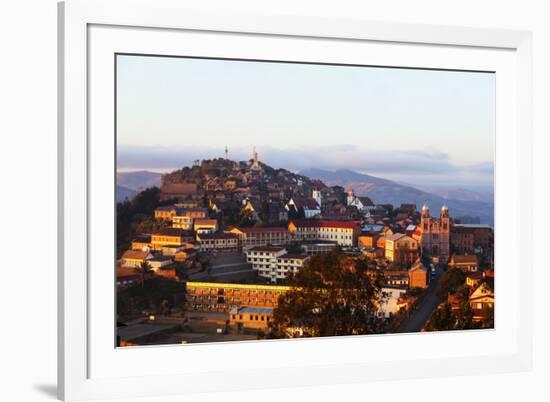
[161,183,198,194]
[198,233,238,240]
[121,250,150,260]
[290,198,320,210]
[194,218,217,225]
[290,219,359,229]
[450,254,478,264]
[152,228,189,237]
[232,226,289,233]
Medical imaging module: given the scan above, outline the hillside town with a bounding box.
[116,150,494,346]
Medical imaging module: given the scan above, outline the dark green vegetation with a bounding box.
[116,187,170,256]
[117,276,186,320]
[269,250,384,338]
[425,268,494,331]
[436,268,466,301]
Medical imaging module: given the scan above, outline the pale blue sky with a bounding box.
[116,54,495,187]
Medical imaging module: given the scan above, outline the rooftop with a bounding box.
[197,232,238,240]
[152,227,190,237]
[289,197,320,210]
[194,218,218,225]
[385,233,407,242]
[247,245,286,252]
[229,226,289,234]
[238,307,274,314]
[453,224,493,230]
[290,219,359,229]
[121,250,150,260]
[278,253,310,260]
[450,254,479,264]
[132,234,151,242]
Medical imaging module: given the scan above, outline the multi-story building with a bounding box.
[186,281,290,311]
[451,224,494,262]
[384,233,419,266]
[412,205,450,262]
[285,197,321,218]
[196,232,239,252]
[229,306,273,329]
[131,234,152,251]
[358,234,379,249]
[193,218,218,234]
[226,226,290,248]
[450,225,475,254]
[408,261,429,288]
[274,253,310,282]
[244,246,310,283]
[469,282,494,321]
[154,206,177,220]
[449,254,479,272]
[151,228,193,249]
[300,241,338,255]
[378,286,408,318]
[172,215,194,230]
[121,250,153,268]
[159,177,199,201]
[171,208,209,229]
[288,219,359,246]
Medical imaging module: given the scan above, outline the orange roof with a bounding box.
[121,250,150,260]
[451,254,478,264]
[194,218,217,225]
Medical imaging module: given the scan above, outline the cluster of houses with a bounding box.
[118,152,495,329]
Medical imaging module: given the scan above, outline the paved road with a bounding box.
[395,268,442,333]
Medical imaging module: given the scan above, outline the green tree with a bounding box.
[116,186,162,255]
[270,250,383,338]
[455,301,478,330]
[436,268,466,301]
[238,209,256,227]
[426,302,453,331]
[135,261,153,288]
[481,305,494,328]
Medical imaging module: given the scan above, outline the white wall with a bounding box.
[0,1,548,401]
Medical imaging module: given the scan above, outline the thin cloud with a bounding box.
[117,144,494,186]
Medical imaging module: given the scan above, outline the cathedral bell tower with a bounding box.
[312,188,322,208]
[346,187,354,206]
[421,204,431,231]
[440,205,450,260]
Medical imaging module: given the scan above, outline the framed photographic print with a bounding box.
[58,0,533,400]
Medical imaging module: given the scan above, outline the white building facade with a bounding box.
[245,246,310,283]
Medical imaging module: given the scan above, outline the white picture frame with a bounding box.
[58,0,533,400]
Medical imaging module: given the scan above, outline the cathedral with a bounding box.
[412,204,450,262]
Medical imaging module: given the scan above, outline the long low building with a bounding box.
[226,226,291,247]
[288,219,360,246]
[196,232,239,252]
[186,281,290,311]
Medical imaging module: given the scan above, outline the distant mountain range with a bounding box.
[116,171,162,202]
[300,168,494,224]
